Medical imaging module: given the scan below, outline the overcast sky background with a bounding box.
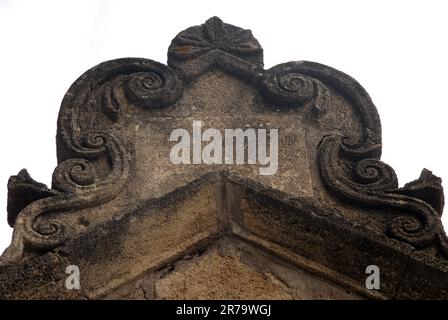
[0,0,447,252]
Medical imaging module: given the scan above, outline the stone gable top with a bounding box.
[0,17,446,299]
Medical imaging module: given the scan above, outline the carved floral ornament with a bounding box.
[1,16,446,267]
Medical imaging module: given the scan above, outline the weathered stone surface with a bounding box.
[0,16,447,300]
[137,238,361,300]
[58,174,221,298]
[0,252,83,300]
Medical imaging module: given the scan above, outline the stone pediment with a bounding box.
[0,17,447,299]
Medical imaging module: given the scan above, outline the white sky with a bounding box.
[0,0,447,253]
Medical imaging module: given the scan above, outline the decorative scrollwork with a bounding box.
[2,17,447,272]
[3,63,181,261]
[52,157,96,193]
[99,60,184,121]
[100,80,123,121]
[2,131,130,259]
[269,73,315,102]
[1,58,184,266]
[317,134,447,254]
[124,69,183,109]
[261,63,330,114]
[353,159,398,190]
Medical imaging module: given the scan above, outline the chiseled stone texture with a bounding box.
[104,238,362,300]
[157,239,361,300]
[1,17,448,300]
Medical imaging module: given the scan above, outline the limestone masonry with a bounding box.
[0,17,447,299]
